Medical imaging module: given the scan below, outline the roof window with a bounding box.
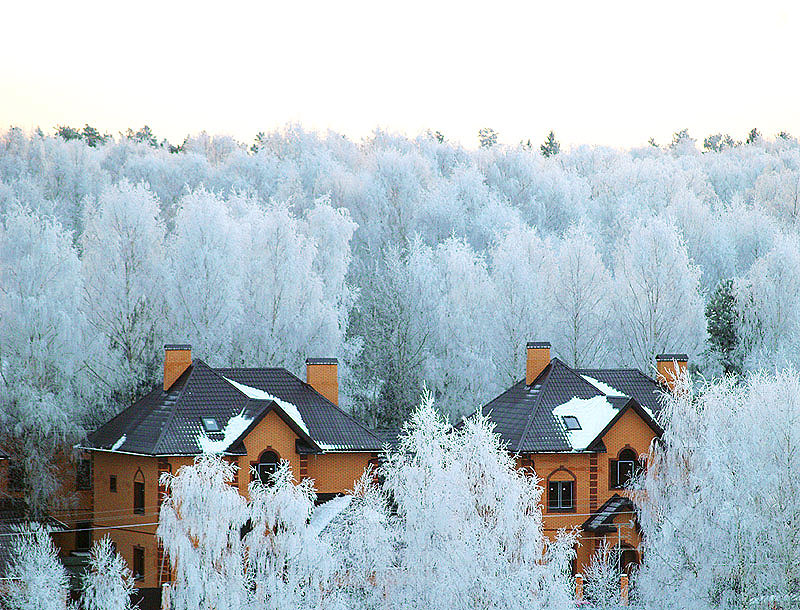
[562,415,581,431]
[201,417,221,433]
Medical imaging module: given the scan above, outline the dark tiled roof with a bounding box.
[86,360,382,455]
[0,500,66,577]
[481,358,663,453]
[373,427,403,450]
[582,493,635,533]
[576,368,664,417]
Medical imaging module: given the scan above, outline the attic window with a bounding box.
[562,416,581,431]
[201,417,221,433]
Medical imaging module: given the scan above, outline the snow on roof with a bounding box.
[309,495,352,535]
[197,411,254,454]
[111,434,126,451]
[224,377,310,435]
[581,375,626,397]
[552,396,619,451]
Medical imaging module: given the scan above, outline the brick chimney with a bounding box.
[306,358,338,406]
[164,344,192,391]
[526,342,551,385]
[656,353,688,393]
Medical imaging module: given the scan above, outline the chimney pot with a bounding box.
[655,353,688,393]
[164,344,192,391]
[306,358,339,405]
[526,342,551,385]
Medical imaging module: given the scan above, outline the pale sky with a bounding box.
[2,0,799,149]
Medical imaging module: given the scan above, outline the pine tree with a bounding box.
[478,127,498,148]
[746,127,761,144]
[705,279,741,376]
[82,536,136,610]
[540,130,560,157]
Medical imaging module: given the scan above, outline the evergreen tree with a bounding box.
[81,124,109,147]
[478,127,498,148]
[705,279,741,376]
[55,124,82,141]
[746,127,761,144]
[540,130,560,157]
[703,133,736,152]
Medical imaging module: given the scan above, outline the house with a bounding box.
[479,342,684,575]
[78,344,383,605]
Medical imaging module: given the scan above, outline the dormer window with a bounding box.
[201,417,221,433]
[562,416,581,431]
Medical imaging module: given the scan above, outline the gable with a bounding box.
[242,410,302,473]
[599,404,659,457]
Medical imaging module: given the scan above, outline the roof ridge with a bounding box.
[278,367,384,446]
[151,361,201,454]
[516,361,552,450]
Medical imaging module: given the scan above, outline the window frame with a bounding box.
[257,451,280,485]
[110,474,117,493]
[76,458,92,491]
[133,469,145,515]
[610,448,639,489]
[547,479,575,512]
[132,546,145,581]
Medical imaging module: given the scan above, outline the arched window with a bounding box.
[133,469,145,515]
[257,451,279,485]
[547,468,576,512]
[610,448,638,489]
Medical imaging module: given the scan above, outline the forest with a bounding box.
[1,124,799,508]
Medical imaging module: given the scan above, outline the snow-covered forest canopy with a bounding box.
[1,124,799,503]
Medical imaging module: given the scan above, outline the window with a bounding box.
[75,521,92,551]
[133,546,145,581]
[548,480,574,511]
[134,470,145,515]
[562,415,581,430]
[610,448,638,489]
[110,475,117,493]
[76,458,92,491]
[201,417,221,433]
[257,451,279,485]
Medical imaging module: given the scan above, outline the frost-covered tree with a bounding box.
[246,461,335,610]
[157,454,250,610]
[324,469,395,610]
[0,525,73,610]
[637,371,800,610]
[736,234,800,371]
[489,222,553,384]
[611,215,706,369]
[164,188,243,364]
[0,206,86,512]
[549,225,612,367]
[380,393,575,610]
[81,180,167,408]
[81,536,136,610]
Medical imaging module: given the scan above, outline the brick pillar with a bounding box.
[299,455,308,479]
[621,573,629,605]
[589,454,598,512]
[575,574,584,602]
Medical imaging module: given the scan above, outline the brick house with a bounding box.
[77,345,383,604]
[479,342,684,575]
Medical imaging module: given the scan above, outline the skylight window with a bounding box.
[201,417,221,433]
[562,415,581,431]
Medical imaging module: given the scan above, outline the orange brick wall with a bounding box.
[305,452,374,494]
[90,452,161,589]
[522,406,657,573]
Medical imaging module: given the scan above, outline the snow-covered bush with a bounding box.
[583,541,623,610]
[81,536,136,610]
[0,525,74,610]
